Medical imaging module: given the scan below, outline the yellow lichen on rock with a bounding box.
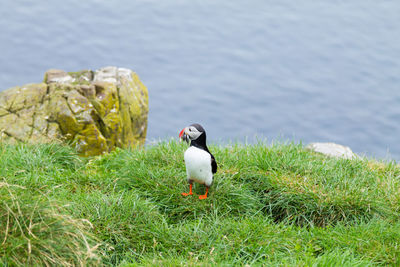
[0,67,149,156]
[117,71,149,148]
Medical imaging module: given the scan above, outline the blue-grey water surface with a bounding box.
[1,1,399,160]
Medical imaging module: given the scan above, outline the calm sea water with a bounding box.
[1,1,399,160]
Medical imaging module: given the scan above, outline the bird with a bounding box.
[179,123,217,199]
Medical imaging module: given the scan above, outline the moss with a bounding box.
[11,83,47,111]
[17,105,36,127]
[90,83,118,116]
[67,90,91,115]
[103,112,123,149]
[0,86,20,110]
[0,107,8,117]
[43,72,49,83]
[57,113,82,139]
[0,114,31,141]
[116,72,149,148]
[33,104,49,133]
[130,73,149,143]
[73,124,108,156]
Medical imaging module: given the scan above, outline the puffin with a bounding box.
[179,123,217,199]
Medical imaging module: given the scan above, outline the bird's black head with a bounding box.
[179,123,207,148]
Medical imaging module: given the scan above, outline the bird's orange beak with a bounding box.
[179,128,185,138]
[179,127,189,143]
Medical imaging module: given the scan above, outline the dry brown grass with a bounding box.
[0,180,100,266]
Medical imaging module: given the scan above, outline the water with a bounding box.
[1,1,399,160]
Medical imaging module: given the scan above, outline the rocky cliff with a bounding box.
[0,66,148,156]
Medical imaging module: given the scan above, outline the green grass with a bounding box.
[1,141,400,266]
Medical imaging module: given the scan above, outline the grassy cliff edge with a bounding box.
[1,141,399,266]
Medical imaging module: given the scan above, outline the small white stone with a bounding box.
[93,66,118,84]
[45,69,74,84]
[50,75,74,84]
[118,68,133,80]
[306,142,356,159]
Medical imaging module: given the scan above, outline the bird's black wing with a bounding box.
[204,145,217,174]
[210,153,217,174]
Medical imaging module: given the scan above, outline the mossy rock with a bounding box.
[0,67,148,156]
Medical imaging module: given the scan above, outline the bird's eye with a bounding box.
[189,128,192,132]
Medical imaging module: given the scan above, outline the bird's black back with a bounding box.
[190,123,218,174]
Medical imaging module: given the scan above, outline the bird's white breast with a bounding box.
[184,146,213,186]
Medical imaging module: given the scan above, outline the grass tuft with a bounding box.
[0,181,99,266]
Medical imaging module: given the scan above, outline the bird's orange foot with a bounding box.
[198,187,209,200]
[182,184,193,197]
[198,194,208,200]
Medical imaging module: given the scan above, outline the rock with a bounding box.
[0,66,148,156]
[306,142,356,159]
